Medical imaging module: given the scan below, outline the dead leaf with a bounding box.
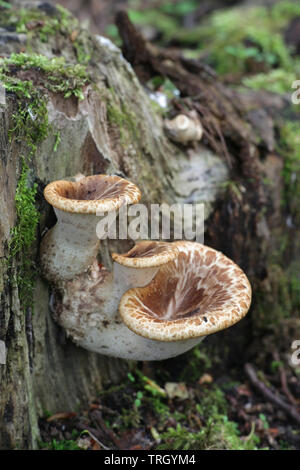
[47,412,77,422]
[165,382,189,400]
[90,403,100,410]
[268,428,279,437]
[77,437,92,450]
[91,440,101,450]
[143,377,166,397]
[26,20,45,30]
[70,30,79,42]
[237,384,252,396]
[198,374,213,385]
[150,427,161,442]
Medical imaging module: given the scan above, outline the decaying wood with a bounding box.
[0,2,230,449]
[0,2,298,450]
[116,10,264,184]
[115,10,294,285]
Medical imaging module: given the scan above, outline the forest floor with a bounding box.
[39,338,300,450]
[37,0,300,450]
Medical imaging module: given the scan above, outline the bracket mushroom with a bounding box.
[119,241,252,343]
[40,175,252,361]
[112,240,180,292]
[40,174,141,282]
[50,240,191,360]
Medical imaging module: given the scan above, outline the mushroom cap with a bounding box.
[112,241,179,268]
[119,241,252,341]
[164,114,203,143]
[44,174,141,214]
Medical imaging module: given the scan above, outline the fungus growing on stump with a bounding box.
[40,174,141,282]
[40,175,251,360]
[112,240,180,291]
[164,113,203,144]
[119,241,252,342]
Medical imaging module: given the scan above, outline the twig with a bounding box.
[83,429,111,450]
[272,350,298,407]
[91,409,122,448]
[245,363,300,425]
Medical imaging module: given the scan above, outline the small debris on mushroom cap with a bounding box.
[44,174,141,214]
[119,241,252,341]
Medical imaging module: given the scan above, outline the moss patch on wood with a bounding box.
[0,51,89,310]
[8,160,39,310]
[0,4,94,66]
[1,4,75,39]
[280,120,300,224]
[0,53,88,100]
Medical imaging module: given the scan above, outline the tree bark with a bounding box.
[0,3,228,448]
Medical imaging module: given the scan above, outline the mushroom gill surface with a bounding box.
[112,240,179,268]
[119,241,252,341]
[44,174,141,214]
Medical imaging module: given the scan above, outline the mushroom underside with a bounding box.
[112,240,179,268]
[57,175,131,201]
[43,174,141,214]
[119,241,176,259]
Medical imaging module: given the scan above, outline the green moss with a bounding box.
[0,4,94,66]
[255,262,300,330]
[178,346,213,383]
[128,9,177,38]
[9,97,49,153]
[280,121,300,216]
[39,431,81,450]
[9,161,39,257]
[157,387,261,450]
[126,1,199,43]
[254,116,300,330]
[243,68,300,93]
[157,423,209,450]
[119,407,141,429]
[73,33,92,65]
[107,91,140,145]
[0,53,88,100]
[2,62,49,310]
[53,129,61,153]
[95,363,266,450]
[251,121,300,330]
[8,160,39,309]
[104,24,121,46]
[198,4,296,75]
[121,1,300,97]
[1,4,77,43]
[0,1,11,8]
[0,52,89,310]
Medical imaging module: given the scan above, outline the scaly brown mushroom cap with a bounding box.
[44,174,141,214]
[112,241,179,268]
[119,241,252,341]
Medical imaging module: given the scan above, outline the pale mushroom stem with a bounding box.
[93,264,160,322]
[113,263,159,298]
[40,174,141,283]
[40,209,101,282]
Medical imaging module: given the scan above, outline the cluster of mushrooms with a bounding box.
[40,174,251,361]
